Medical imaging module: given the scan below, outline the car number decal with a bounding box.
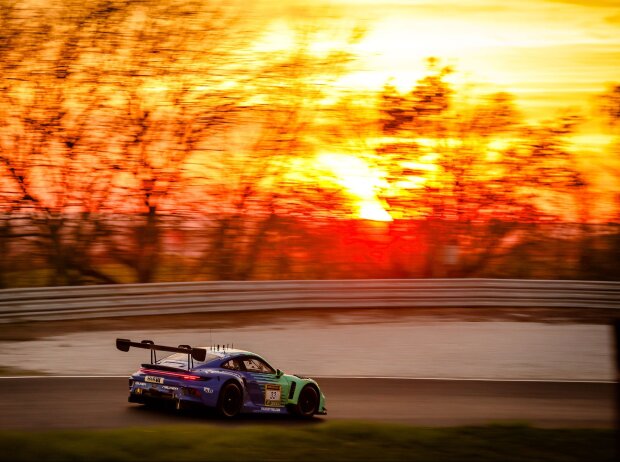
[264,384,282,407]
[145,375,164,384]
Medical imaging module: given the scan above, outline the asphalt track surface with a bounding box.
[0,377,614,430]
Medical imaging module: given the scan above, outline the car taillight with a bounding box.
[139,368,204,381]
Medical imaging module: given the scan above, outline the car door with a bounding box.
[239,356,288,409]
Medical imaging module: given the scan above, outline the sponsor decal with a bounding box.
[161,385,178,391]
[134,381,147,387]
[145,376,164,384]
[203,387,214,394]
[264,384,282,407]
[260,407,281,412]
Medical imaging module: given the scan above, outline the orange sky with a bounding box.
[259,0,619,121]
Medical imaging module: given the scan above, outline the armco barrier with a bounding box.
[0,278,619,323]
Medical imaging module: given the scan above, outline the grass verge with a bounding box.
[0,365,47,376]
[0,421,615,462]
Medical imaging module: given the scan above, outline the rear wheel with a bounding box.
[293,386,319,418]
[217,382,243,418]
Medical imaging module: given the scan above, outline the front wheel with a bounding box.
[217,382,243,418]
[292,386,319,418]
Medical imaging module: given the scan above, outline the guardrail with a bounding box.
[1,278,619,323]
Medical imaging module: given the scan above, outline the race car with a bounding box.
[116,338,326,418]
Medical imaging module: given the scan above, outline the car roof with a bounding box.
[198,348,263,362]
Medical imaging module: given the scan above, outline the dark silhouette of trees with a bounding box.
[0,0,255,285]
[190,23,365,280]
[374,59,587,277]
[0,1,617,287]
[599,84,620,128]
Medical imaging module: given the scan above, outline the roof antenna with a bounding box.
[210,329,212,348]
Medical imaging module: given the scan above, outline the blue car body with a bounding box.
[117,339,326,418]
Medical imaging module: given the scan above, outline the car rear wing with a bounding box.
[116,338,207,366]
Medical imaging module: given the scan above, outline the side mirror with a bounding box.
[276,369,283,378]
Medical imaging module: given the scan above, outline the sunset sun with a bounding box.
[316,153,393,222]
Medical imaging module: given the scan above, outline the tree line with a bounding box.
[0,0,618,287]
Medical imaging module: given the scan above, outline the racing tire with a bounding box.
[217,382,243,418]
[292,386,319,419]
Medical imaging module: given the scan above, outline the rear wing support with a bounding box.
[116,338,207,368]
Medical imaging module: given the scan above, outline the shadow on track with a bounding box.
[126,401,326,427]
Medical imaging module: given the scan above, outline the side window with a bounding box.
[242,357,274,374]
[221,359,242,371]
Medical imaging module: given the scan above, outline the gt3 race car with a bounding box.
[116,338,327,418]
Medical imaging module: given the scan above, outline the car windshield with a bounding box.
[157,352,220,369]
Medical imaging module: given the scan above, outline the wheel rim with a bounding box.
[222,386,241,416]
